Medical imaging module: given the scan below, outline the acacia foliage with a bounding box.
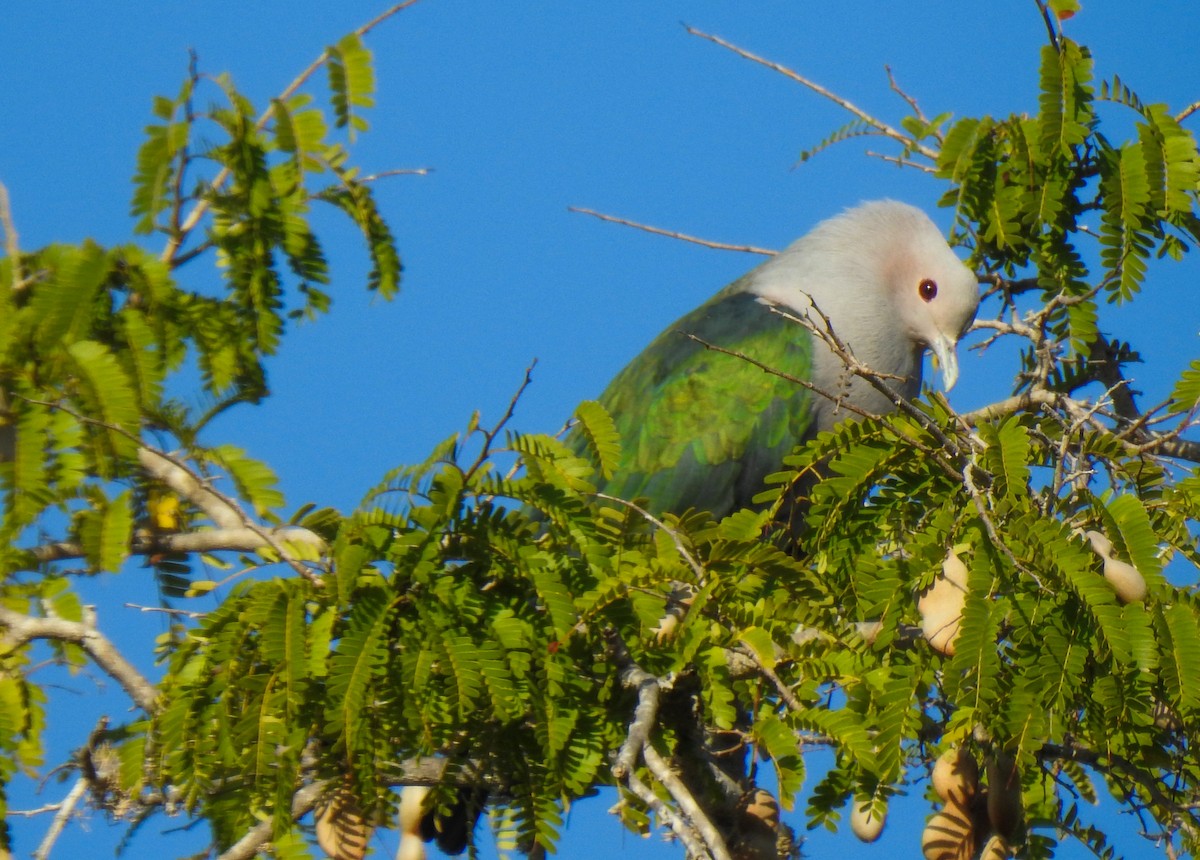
[4,6,1200,860]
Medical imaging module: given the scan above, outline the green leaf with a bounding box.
[66,340,141,463]
[30,242,109,352]
[204,445,285,518]
[1037,39,1094,158]
[978,416,1031,497]
[753,713,804,807]
[1099,142,1153,302]
[325,586,392,746]
[1159,601,1200,711]
[77,490,134,572]
[573,400,621,481]
[1168,359,1200,415]
[326,33,375,138]
[1105,494,1161,580]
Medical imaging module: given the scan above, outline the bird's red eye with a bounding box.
[918,278,938,302]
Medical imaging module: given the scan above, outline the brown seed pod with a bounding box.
[849,798,887,843]
[743,788,780,830]
[931,747,979,806]
[986,755,1023,840]
[921,799,975,860]
[980,833,1012,860]
[1154,698,1183,732]
[918,550,969,655]
[315,783,371,860]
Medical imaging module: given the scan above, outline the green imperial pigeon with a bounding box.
[585,200,979,519]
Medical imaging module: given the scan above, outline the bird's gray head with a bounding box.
[756,200,979,391]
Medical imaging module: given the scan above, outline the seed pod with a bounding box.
[979,834,1012,860]
[849,798,886,843]
[1153,698,1183,732]
[918,549,969,655]
[1102,556,1147,603]
[744,789,780,830]
[921,799,975,860]
[986,755,1023,839]
[1085,530,1147,604]
[931,747,979,806]
[315,783,371,860]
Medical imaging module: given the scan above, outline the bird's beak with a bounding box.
[929,334,960,391]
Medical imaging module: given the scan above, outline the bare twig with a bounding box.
[594,493,708,582]
[684,25,938,162]
[1033,0,1063,52]
[1177,99,1200,123]
[733,645,804,713]
[568,207,776,256]
[32,776,88,860]
[885,65,926,126]
[865,150,936,173]
[464,362,537,485]
[679,334,874,423]
[26,526,324,570]
[360,167,434,181]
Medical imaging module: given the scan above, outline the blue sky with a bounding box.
[1,2,1198,859]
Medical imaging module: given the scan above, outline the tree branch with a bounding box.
[32,776,88,860]
[0,605,158,712]
[25,525,325,569]
[642,744,733,860]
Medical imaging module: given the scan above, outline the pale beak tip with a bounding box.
[930,338,960,392]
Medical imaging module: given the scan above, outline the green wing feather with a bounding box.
[588,288,814,517]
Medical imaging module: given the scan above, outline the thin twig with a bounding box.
[1177,100,1200,123]
[865,150,936,173]
[679,334,875,422]
[360,167,434,181]
[1033,0,1063,52]
[732,645,804,713]
[594,494,706,582]
[569,207,776,256]
[32,776,88,860]
[684,25,938,162]
[885,65,926,125]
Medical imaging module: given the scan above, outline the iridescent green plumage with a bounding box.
[593,286,813,518]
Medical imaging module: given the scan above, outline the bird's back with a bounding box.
[586,283,815,518]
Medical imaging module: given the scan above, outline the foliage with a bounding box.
[3,5,1200,860]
